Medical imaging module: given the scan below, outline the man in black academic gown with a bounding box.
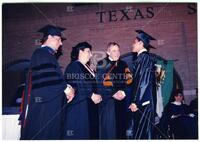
[128,30,157,139]
[20,25,75,140]
[96,42,133,139]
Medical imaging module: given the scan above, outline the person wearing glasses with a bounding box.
[63,42,102,139]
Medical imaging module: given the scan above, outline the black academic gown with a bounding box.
[96,57,132,139]
[63,61,99,140]
[20,46,66,140]
[129,51,157,139]
[161,102,197,139]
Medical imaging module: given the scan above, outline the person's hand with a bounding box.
[117,90,126,100]
[112,90,126,101]
[171,114,181,119]
[188,113,195,118]
[64,85,75,103]
[129,103,138,112]
[91,93,102,104]
[66,92,75,103]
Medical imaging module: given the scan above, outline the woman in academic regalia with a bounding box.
[161,90,197,139]
[63,42,102,139]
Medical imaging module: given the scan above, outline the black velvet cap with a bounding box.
[135,30,156,49]
[71,42,92,62]
[38,25,66,41]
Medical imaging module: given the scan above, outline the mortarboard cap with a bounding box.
[148,44,156,49]
[135,30,156,49]
[73,42,92,51]
[71,42,92,62]
[38,25,66,41]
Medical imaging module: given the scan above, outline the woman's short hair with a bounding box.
[70,42,92,62]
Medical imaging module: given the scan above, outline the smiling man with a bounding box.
[96,42,133,139]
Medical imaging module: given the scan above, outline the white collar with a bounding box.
[171,101,182,106]
[41,45,56,52]
[137,48,147,56]
[108,56,114,61]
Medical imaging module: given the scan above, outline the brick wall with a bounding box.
[2,3,197,105]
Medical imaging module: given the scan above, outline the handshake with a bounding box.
[112,90,126,101]
[64,85,102,104]
[91,93,102,104]
[129,103,138,112]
